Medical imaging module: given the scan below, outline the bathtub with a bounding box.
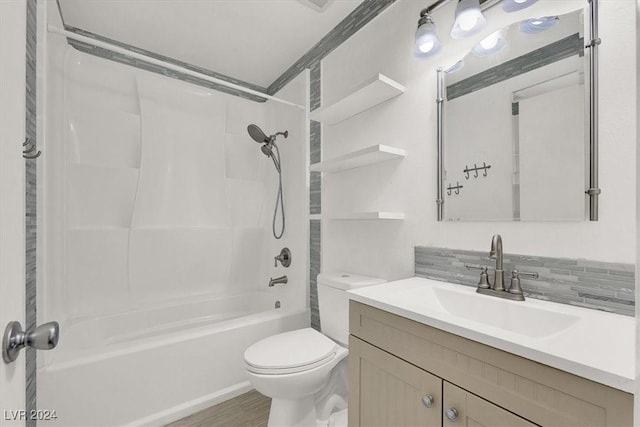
[38,292,310,426]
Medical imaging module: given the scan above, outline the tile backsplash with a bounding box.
[415,246,635,316]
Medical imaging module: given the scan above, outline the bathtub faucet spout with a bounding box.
[268,275,288,287]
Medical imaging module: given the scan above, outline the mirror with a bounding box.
[440,8,593,222]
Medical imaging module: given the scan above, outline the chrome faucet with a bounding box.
[489,234,505,291]
[465,234,539,301]
[268,275,288,287]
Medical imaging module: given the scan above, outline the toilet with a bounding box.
[244,272,386,427]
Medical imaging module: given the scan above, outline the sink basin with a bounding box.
[432,287,580,338]
[347,276,635,393]
[379,282,580,339]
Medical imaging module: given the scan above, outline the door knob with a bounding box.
[3,321,59,363]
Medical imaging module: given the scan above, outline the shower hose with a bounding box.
[270,143,285,239]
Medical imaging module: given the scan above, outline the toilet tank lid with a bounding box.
[317,272,386,290]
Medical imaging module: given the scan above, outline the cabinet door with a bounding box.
[349,336,442,427]
[443,382,539,427]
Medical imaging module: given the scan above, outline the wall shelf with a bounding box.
[310,74,405,125]
[330,212,405,221]
[310,144,405,173]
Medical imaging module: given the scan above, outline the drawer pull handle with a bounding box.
[445,408,458,422]
[421,395,434,408]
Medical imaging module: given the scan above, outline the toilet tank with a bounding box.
[317,272,386,346]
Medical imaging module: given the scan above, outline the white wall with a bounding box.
[321,0,636,284]
[0,0,26,422]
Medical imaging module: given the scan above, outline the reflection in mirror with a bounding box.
[442,9,588,222]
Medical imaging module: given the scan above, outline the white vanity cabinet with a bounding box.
[349,301,633,427]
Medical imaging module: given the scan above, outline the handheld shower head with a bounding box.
[261,144,273,157]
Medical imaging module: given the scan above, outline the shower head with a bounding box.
[247,124,289,145]
[247,124,270,144]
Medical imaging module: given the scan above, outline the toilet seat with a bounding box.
[244,328,339,375]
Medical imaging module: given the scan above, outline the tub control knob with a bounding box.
[2,321,60,364]
[274,247,291,268]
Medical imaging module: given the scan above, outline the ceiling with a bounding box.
[58,0,363,88]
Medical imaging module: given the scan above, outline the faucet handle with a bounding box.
[509,270,539,296]
[465,264,492,289]
[274,247,291,268]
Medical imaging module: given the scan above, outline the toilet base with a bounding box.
[268,396,317,427]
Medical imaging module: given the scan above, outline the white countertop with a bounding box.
[348,277,635,393]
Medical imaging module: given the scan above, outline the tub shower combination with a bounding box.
[38,19,309,426]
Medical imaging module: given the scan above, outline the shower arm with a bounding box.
[272,131,289,140]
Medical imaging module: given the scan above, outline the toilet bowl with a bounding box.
[244,272,386,427]
[246,328,348,426]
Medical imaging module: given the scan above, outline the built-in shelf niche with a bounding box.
[310,73,405,125]
[310,144,405,173]
[330,212,405,221]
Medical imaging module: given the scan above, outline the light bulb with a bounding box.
[459,14,477,31]
[480,33,500,49]
[414,12,442,57]
[531,19,543,25]
[503,0,537,13]
[419,40,435,53]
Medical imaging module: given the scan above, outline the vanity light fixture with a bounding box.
[414,11,442,57]
[472,30,506,56]
[520,16,559,34]
[450,0,487,39]
[502,0,538,13]
[414,0,496,59]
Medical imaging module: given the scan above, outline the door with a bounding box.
[443,382,539,427]
[349,336,442,427]
[0,0,27,425]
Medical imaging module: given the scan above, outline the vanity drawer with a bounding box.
[349,300,633,427]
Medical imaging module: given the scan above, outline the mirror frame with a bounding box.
[436,0,600,221]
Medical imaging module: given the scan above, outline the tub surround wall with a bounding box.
[55,49,269,317]
[415,246,635,316]
[43,42,309,323]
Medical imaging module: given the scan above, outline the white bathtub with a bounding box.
[38,292,309,426]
